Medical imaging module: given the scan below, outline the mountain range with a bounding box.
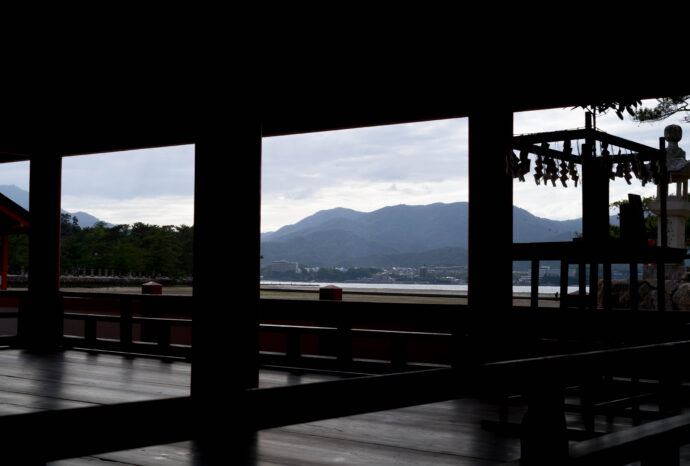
[260,202,619,268]
[0,185,109,228]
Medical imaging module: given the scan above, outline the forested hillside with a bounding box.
[8,214,193,278]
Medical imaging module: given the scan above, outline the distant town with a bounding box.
[261,259,636,286]
[262,259,467,285]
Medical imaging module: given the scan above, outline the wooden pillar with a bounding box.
[581,113,611,244]
[467,107,513,311]
[0,234,8,291]
[19,152,63,351]
[520,381,568,465]
[191,119,261,406]
[530,260,539,308]
[559,261,568,309]
[658,136,668,311]
[581,114,610,310]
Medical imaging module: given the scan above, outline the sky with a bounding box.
[261,100,690,233]
[0,145,195,226]
[0,100,684,231]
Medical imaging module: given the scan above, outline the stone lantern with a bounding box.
[647,124,690,279]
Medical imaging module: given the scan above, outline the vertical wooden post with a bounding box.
[531,260,539,308]
[19,152,63,351]
[658,136,668,311]
[603,262,612,309]
[119,295,133,351]
[579,262,587,309]
[589,263,599,309]
[467,107,513,311]
[560,261,568,309]
[336,312,353,370]
[191,119,261,403]
[520,381,568,465]
[630,262,639,311]
[0,234,8,291]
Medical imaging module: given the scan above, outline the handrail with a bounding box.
[61,292,193,358]
[569,411,690,465]
[2,338,687,463]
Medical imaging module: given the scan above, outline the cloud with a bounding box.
[61,194,194,226]
[0,161,30,191]
[62,145,195,201]
[57,145,195,226]
[261,118,469,231]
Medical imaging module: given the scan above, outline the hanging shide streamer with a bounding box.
[510,137,662,188]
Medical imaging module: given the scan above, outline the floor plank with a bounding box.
[0,349,520,465]
[0,349,683,464]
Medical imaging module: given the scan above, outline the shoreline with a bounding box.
[260,282,571,298]
[260,285,561,306]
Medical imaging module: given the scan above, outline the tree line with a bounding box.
[8,214,193,278]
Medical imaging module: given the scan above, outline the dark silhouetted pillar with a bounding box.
[191,118,261,425]
[19,152,63,350]
[467,108,513,311]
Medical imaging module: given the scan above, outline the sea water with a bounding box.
[260,281,586,295]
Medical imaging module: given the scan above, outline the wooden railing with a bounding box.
[1,338,689,464]
[4,289,690,464]
[61,291,193,358]
[259,299,459,372]
[567,411,690,465]
[1,291,690,370]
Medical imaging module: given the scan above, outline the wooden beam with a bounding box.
[569,411,690,465]
[0,396,195,463]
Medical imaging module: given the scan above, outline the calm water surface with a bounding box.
[261,281,586,294]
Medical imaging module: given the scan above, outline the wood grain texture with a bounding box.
[0,349,519,465]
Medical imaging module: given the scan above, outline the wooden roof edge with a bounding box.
[0,192,29,228]
[0,89,683,153]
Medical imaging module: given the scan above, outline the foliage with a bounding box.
[576,98,643,120]
[7,235,28,274]
[632,96,690,123]
[8,217,194,278]
[578,96,690,124]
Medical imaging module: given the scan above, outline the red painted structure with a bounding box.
[0,193,28,291]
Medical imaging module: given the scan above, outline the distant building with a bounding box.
[271,260,298,273]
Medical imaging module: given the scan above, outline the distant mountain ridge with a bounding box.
[261,202,618,267]
[0,185,111,228]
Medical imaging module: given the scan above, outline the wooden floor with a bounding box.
[0,348,523,465]
[1,348,688,465]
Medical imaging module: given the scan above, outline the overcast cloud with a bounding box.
[0,145,195,226]
[261,101,689,232]
[0,102,684,231]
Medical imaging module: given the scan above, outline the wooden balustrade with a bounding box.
[1,292,690,370]
[61,291,193,358]
[0,338,688,464]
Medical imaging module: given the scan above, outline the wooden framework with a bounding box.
[511,112,687,311]
[0,192,29,291]
[0,88,688,463]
